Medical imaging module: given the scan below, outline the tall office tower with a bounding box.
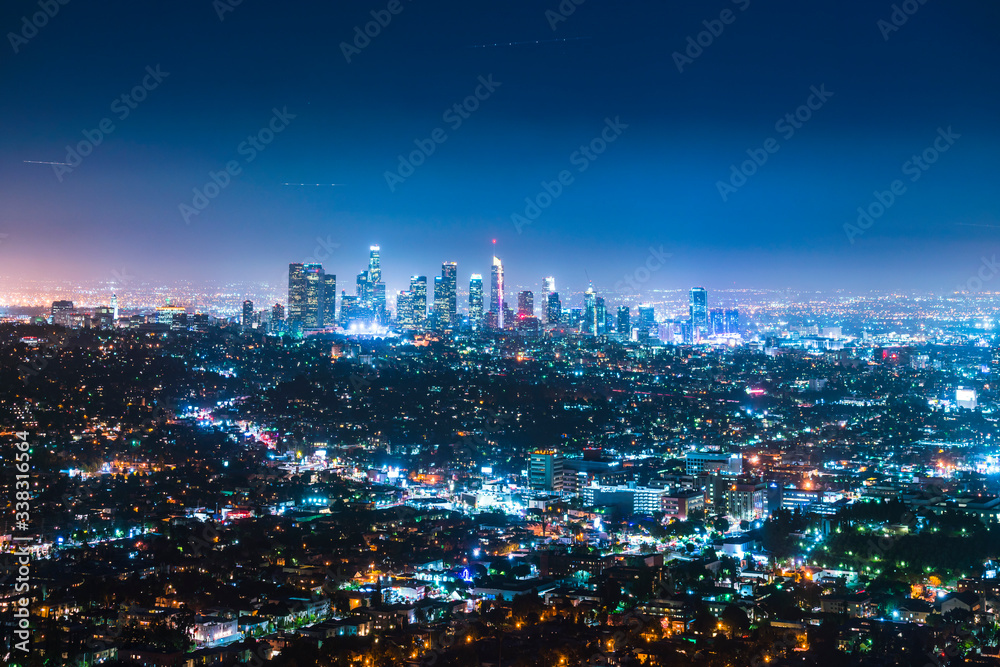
[546,292,561,325]
[433,276,445,327]
[617,306,631,341]
[469,274,484,328]
[529,449,564,492]
[288,263,325,331]
[373,283,387,324]
[410,276,427,328]
[709,308,724,336]
[583,286,597,335]
[725,308,740,335]
[369,245,381,284]
[543,276,555,297]
[502,302,516,331]
[396,291,413,328]
[339,292,359,327]
[689,287,709,334]
[356,271,373,308]
[303,264,324,329]
[322,274,337,327]
[51,300,74,324]
[271,302,284,329]
[518,290,533,317]
[287,264,306,329]
[638,304,655,341]
[242,300,254,329]
[111,294,119,322]
[490,256,504,329]
[595,296,606,334]
[440,262,457,326]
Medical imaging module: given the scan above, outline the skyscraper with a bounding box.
[595,296,606,334]
[440,262,457,326]
[617,306,631,341]
[725,308,740,335]
[469,274,484,328]
[396,290,413,328]
[709,308,725,336]
[373,282,387,324]
[583,286,597,335]
[490,256,504,329]
[546,292,561,325]
[288,263,325,331]
[242,300,254,329]
[410,275,427,328]
[689,287,708,337]
[518,290,533,317]
[638,304,655,342]
[369,245,381,284]
[323,274,337,327]
[111,294,118,323]
[433,276,444,327]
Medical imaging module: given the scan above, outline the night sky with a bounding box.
[2,0,999,294]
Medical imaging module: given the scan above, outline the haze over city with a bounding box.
[5,3,1000,667]
[2,0,999,292]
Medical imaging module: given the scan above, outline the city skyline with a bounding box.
[2,1,999,292]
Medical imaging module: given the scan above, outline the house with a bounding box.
[940,591,980,616]
[896,599,933,624]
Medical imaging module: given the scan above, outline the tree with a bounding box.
[720,604,750,636]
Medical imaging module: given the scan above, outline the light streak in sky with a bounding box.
[468,36,590,48]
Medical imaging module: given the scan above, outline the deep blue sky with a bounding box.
[1,0,998,295]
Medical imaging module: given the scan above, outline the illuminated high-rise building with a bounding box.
[439,262,457,326]
[543,276,555,297]
[288,263,325,331]
[271,303,284,332]
[689,287,708,336]
[617,306,631,341]
[638,304,655,341]
[369,245,381,284]
[725,309,740,335]
[111,294,118,323]
[469,274,484,328]
[582,286,597,335]
[322,274,337,326]
[410,276,427,328]
[490,256,504,329]
[51,300,74,325]
[242,300,254,329]
[396,291,413,328]
[546,292,561,325]
[518,290,533,317]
